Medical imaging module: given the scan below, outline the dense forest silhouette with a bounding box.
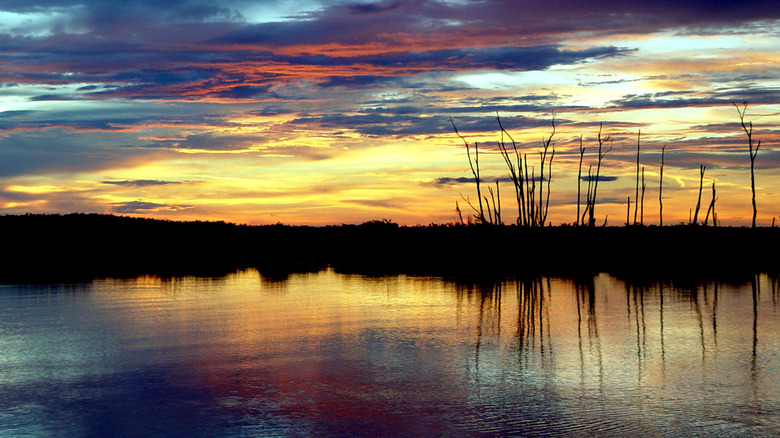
[2,213,778,282]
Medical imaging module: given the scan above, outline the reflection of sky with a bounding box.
[1,270,778,436]
[0,1,778,225]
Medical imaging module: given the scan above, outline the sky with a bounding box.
[0,0,779,226]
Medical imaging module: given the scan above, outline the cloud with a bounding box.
[248,105,296,116]
[288,113,452,137]
[432,177,474,186]
[0,132,152,178]
[210,84,272,99]
[0,107,154,133]
[258,145,335,161]
[226,45,634,78]
[111,200,191,214]
[360,105,422,115]
[581,175,619,182]
[102,179,181,187]
[318,75,399,88]
[3,0,772,106]
[609,88,780,111]
[343,199,405,210]
[286,111,564,138]
[211,0,780,51]
[348,2,403,15]
[144,132,264,151]
[431,176,547,187]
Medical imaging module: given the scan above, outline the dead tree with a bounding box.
[640,167,646,226]
[625,197,631,226]
[526,159,535,225]
[588,123,612,227]
[496,113,526,226]
[538,114,556,227]
[581,164,594,226]
[451,117,487,224]
[704,180,717,226]
[542,144,555,226]
[693,165,706,225]
[488,182,502,225]
[659,145,666,227]
[576,135,585,226]
[734,102,760,228]
[633,130,641,225]
[496,112,555,227]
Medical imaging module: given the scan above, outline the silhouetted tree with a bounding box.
[588,123,611,227]
[633,130,641,225]
[734,102,760,228]
[659,145,666,227]
[693,165,705,225]
[451,117,487,224]
[625,196,631,226]
[539,114,556,226]
[576,135,585,226]
[496,113,526,225]
[496,112,555,227]
[704,180,717,226]
[640,167,646,226]
[581,164,594,226]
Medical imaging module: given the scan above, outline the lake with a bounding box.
[1,269,778,437]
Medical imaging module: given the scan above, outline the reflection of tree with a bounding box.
[457,281,503,375]
[694,284,706,363]
[576,276,602,390]
[476,282,502,363]
[516,277,554,369]
[626,281,648,380]
[751,275,759,382]
[517,279,539,349]
[711,282,719,347]
[659,281,665,370]
[673,280,711,364]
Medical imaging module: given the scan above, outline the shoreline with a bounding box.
[2,213,777,283]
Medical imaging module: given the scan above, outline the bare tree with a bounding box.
[496,112,554,227]
[488,181,502,225]
[625,196,631,226]
[734,102,761,228]
[581,164,594,226]
[640,167,646,226]
[496,113,525,225]
[538,114,556,226]
[588,123,612,227]
[704,180,717,226]
[633,130,641,225]
[576,135,585,226]
[693,165,706,225]
[526,158,535,225]
[659,145,666,227]
[451,117,487,224]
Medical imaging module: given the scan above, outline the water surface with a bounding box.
[1,270,778,437]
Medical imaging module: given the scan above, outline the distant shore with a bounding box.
[2,213,777,283]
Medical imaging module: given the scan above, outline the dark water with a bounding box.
[1,270,778,437]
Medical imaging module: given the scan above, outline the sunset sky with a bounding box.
[1,0,778,226]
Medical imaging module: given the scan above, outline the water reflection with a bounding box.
[1,270,779,437]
